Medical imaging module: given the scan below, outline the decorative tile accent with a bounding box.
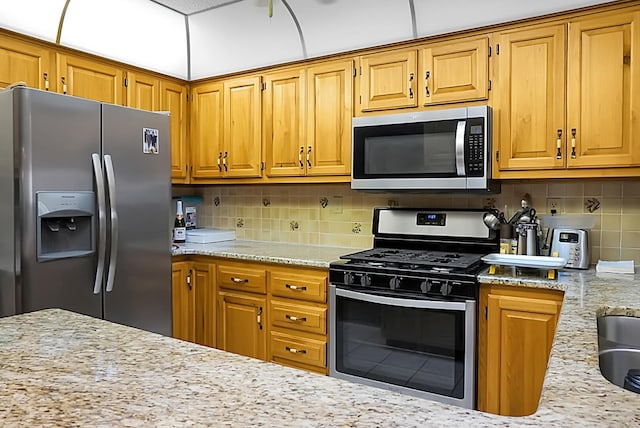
[586,198,600,213]
[214,196,221,206]
[289,220,299,231]
[352,223,362,234]
[320,197,329,208]
[262,198,271,207]
[236,218,244,228]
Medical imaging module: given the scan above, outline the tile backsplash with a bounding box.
[173,179,640,265]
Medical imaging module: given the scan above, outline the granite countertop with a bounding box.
[2,258,640,425]
[171,240,357,268]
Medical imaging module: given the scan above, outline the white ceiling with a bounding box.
[0,0,622,80]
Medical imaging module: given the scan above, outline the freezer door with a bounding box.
[101,103,171,336]
[14,88,103,317]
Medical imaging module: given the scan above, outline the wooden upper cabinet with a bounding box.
[306,59,353,176]
[263,69,307,177]
[495,24,567,171]
[223,76,262,178]
[191,82,224,179]
[56,53,123,104]
[359,49,418,112]
[567,10,640,168]
[420,36,489,106]
[126,71,160,111]
[161,80,189,183]
[0,35,51,90]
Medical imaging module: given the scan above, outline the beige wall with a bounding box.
[174,179,640,265]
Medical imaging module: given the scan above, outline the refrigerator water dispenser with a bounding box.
[36,192,95,262]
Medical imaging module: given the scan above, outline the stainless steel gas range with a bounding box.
[329,208,499,410]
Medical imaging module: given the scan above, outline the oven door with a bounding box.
[329,284,476,409]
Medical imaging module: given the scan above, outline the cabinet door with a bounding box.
[191,82,224,179]
[193,262,215,348]
[495,25,566,170]
[161,80,189,183]
[217,290,266,360]
[420,37,489,106]
[171,262,194,342]
[359,49,417,111]
[263,69,306,177]
[481,287,563,417]
[126,71,160,111]
[567,11,640,168]
[223,76,262,178]
[0,35,51,90]
[306,59,353,176]
[56,53,123,104]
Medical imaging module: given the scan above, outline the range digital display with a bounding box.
[416,212,446,226]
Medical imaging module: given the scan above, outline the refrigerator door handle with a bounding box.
[104,154,119,293]
[91,153,107,294]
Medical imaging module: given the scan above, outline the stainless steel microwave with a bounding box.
[351,106,499,193]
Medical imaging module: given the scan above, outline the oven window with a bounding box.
[353,120,460,178]
[334,294,466,398]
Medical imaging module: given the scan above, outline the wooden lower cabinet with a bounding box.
[217,290,267,360]
[174,257,329,374]
[171,260,215,347]
[268,267,329,374]
[477,284,564,416]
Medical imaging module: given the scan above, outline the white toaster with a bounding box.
[550,228,590,269]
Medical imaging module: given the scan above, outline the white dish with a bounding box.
[482,253,568,269]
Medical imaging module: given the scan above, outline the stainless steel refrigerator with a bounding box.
[0,86,172,336]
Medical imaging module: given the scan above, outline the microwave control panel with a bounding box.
[466,119,485,177]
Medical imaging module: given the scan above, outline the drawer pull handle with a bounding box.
[231,277,249,284]
[285,346,306,355]
[285,284,307,291]
[285,314,307,322]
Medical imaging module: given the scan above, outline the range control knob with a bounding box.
[343,272,354,286]
[390,276,401,290]
[440,282,452,296]
[420,280,428,294]
[360,274,371,287]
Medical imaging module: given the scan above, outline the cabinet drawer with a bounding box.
[270,331,326,369]
[218,264,266,293]
[270,299,327,335]
[269,270,327,303]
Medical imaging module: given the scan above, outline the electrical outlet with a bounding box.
[546,198,563,215]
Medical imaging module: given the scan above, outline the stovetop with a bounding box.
[340,248,484,272]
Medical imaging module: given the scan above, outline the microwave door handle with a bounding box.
[455,121,466,176]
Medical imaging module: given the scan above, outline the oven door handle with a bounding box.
[455,120,466,176]
[334,286,469,311]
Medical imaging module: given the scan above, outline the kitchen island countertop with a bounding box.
[3,264,640,428]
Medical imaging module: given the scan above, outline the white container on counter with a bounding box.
[185,229,235,244]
